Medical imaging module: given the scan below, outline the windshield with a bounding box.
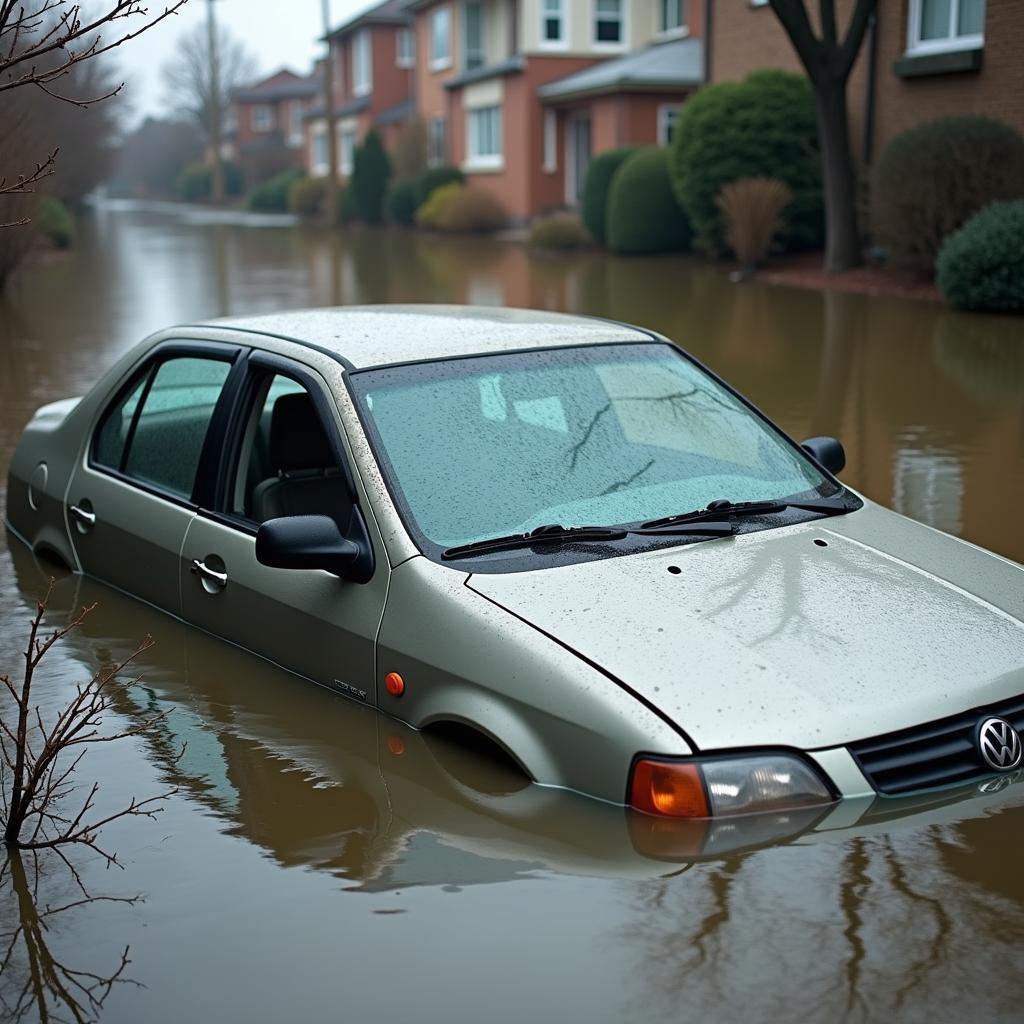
[349,343,832,552]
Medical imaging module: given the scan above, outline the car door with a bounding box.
[179,350,389,706]
[67,342,243,613]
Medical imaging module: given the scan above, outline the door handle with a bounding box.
[69,504,96,528]
[191,558,228,588]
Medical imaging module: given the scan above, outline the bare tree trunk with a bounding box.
[206,0,224,205]
[816,78,862,273]
[322,0,339,226]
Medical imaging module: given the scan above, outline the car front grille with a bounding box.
[849,694,1024,796]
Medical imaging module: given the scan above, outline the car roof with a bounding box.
[189,304,655,370]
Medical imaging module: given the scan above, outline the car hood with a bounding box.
[467,502,1024,751]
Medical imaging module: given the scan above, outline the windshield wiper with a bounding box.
[642,496,847,531]
[441,519,733,561]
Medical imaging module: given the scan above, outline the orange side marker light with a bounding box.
[387,735,406,755]
[385,671,405,697]
[630,759,710,818]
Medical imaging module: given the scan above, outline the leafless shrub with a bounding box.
[1,580,179,865]
[715,177,792,273]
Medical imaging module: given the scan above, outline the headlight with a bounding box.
[629,753,834,818]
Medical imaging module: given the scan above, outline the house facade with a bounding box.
[708,0,1022,166]
[229,69,321,183]
[406,0,705,219]
[304,0,415,179]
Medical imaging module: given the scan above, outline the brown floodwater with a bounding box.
[1,201,1023,1023]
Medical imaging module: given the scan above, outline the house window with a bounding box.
[352,29,372,96]
[594,0,624,46]
[428,116,447,166]
[659,0,686,33]
[396,26,415,67]
[467,105,502,166]
[541,0,565,46]
[657,104,681,145]
[340,127,357,175]
[312,125,329,176]
[287,102,304,146]
[463,1,485,70]
[251,104,273,132]
[907,0,984,53]
[543,109,557,172]
[430,5,452,68]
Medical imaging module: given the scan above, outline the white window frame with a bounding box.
[462,1,486,71]
[906,0,985,55]
[539,0,567,50]
[340,126,357,176]
[465,104,503,171]
[311,123,329,177]
[430,5,453,70]
[352,29,372,97]
[251,104,273,132]
[396,26,415,67]
[657,103,681,145]
[286,101,304,147]
[543,109,557,172]
[658,0,688,37]
[592,0,627,51]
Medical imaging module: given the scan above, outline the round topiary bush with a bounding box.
[936,200,1024,312]
[606,147,691,255]
[386,178,419,225]
[528,212,591,251]
[415,183,506,233]
[670,69,821,256]
[248,168,305,212]
[872,116,1024,275]
[581,146,637,246]
[413,166,465,209]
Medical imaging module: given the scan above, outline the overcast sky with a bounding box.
[113,0,375,123]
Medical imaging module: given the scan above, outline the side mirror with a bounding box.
[800,436,846,476]
[255,514,373,583]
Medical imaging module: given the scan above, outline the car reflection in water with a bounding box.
[8,534,1024,885]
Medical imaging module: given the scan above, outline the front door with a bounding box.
[67,344,241,614]
[179,355,388,706]
[565,115,592,207]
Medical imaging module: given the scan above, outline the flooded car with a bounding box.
[5,305,1024,821]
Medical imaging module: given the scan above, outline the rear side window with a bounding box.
[94,355,232,499]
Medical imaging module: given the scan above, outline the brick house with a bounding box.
[406,0,705,220]
[707,0,1022,166]
[303,0,415,179]
[229,69,321,183]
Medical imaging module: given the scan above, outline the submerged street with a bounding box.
[1,202,1023,1022]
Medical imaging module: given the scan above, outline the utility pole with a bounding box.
[321,0,339,225]
[207,0,225,204]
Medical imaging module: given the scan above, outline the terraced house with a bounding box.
[303,0,415,178]
[407,0,704,218]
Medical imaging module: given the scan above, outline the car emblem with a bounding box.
[977,717,1023,772]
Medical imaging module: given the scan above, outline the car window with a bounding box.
[95,355,232,499]
[232,373,353,530]
[350,344,832,551]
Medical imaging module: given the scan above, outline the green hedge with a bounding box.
[413,166,464,209]
[35,197,74,248]
[670,69,821,255]
[581,147,638,245]
[351,130,392,223]
[872,116,1024,274]
[936,200,1024,312]
[607,147,691,255]
[248,168,306,212]
[386,178,419,225]
[175,161,244,202]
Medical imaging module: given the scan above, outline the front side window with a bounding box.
[428,116,447,166]
[396,26,415,67]
[659,0,686,33]
[657,104,681,145]
[908,0,984,52]
[467,105,502,163]
[350,345,830,555]
[594,0,624,45]
[463,1,485,69]
[251,104,273,132]
[431,5,452,67]
[340,127,357,175]
[94,355,233,500]
[542,0,565,44]
[352,29,372,96]
[312,124,329,175]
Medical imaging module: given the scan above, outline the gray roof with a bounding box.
[233,70,321,103]
[374,98,414,126]
[194,305,652,370]
[538,37,703,102]
[326,0,409,38]
[302,95,371,122]
[444,55,525,91]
